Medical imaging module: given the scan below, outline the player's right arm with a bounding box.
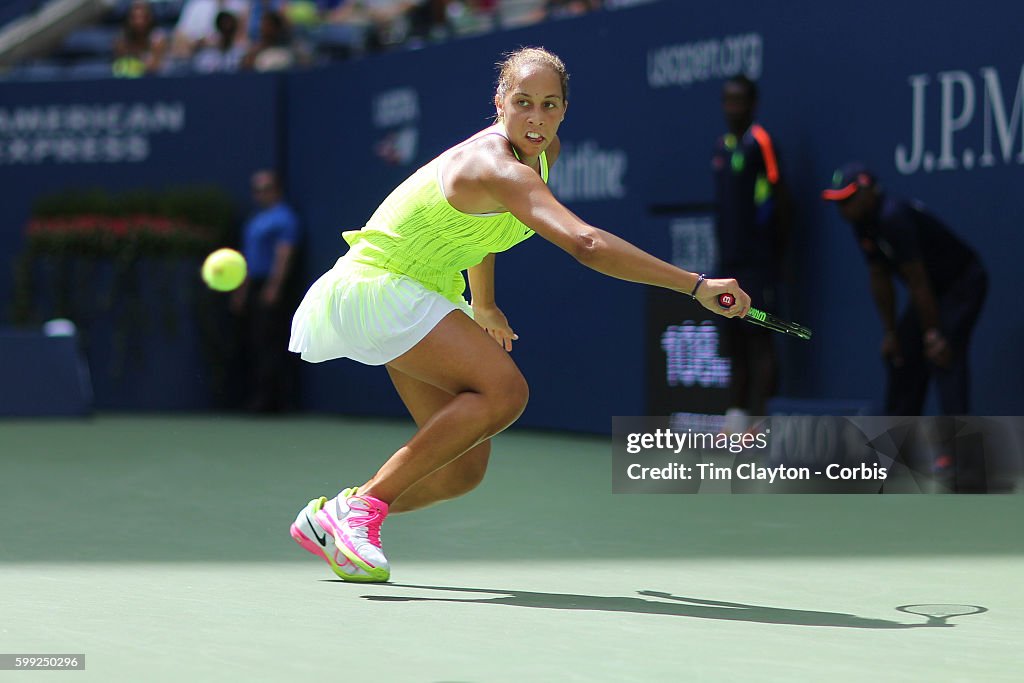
[478,154,751,318]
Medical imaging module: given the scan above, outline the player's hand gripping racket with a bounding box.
[717,293,813,340]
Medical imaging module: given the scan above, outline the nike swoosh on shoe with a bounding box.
[306,513,328,546]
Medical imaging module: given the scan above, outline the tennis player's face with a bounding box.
[497,65,566,156]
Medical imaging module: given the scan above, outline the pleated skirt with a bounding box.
[288,254,472,365]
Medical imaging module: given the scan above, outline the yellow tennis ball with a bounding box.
[201,248,247,292]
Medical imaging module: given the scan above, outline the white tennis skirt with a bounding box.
[288,255,473,366]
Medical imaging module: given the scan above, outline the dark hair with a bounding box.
[124,1,156,40]
[215,11,238,33]
[263,10,287,32]
[724,74,758,102]
[494,47,570,111]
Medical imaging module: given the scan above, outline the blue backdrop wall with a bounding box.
[1,0,1021,426]
[0,73,283,409]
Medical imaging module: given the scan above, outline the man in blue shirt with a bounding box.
[232,169,301,412]
[822,162,987,415]
[712,75,790,418]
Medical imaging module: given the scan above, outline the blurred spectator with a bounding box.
[712,74,791,420]
[248,0,288,42]
[172,0,250,59]
[544,0,600,19]
[243,9,304,70]
[497,0,546,28]
[231,170,302,413]
[822,163,988,415]
[281,0,326,28]
[112,1,169,77]
[193,11,247,72]
[443,0,496,37]
[309,0,429,53]
[363,0,429,50]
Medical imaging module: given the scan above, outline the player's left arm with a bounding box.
[468,253,518,351]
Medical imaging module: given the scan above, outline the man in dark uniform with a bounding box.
[822,162,987,415]
[712,75,790,418]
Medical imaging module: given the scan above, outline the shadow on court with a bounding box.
[325,583,990,630]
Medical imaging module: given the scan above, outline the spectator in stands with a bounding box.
[544,0,600,19]
[171,0,250,59]
[248,0,288,43]
[822,163,988,415]
[112,0,169,77]
[243,9,305,70]
[291,0,362,58]
[497,0,546,29]
[443,0,496,37]
[712,74,791,421]
[231,169,302,413]
[192,11,247,72]
[323,0,429,51]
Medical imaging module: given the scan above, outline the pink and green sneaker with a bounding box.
[289,488,373,581]
[315,491,390,583]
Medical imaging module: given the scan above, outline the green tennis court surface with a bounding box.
[2,416,1021,681]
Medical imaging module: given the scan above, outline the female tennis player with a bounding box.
[288,47,751,582]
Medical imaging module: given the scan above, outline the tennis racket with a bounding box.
[717,293,813,340]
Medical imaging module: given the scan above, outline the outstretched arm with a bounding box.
[481,161,751,317]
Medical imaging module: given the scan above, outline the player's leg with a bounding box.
[315,309,528,580]
[384,364,491,513]
[361,309,528,502]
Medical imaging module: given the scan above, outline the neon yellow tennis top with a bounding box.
[342,131,548,304]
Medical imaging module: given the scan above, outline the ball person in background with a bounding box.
[287,47,752,583]
[712,74,792,422]
[822,162,987,415]
[231,169,301,413]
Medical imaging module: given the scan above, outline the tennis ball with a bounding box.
[201,248,247,292]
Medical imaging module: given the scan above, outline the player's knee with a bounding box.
[500,373,530,424]
[486,372,529,433]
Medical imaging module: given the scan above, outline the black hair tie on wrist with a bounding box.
[691,273,706,299]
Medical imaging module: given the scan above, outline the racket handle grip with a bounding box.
[717,293,736,309]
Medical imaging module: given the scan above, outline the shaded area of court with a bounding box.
[1,416,1021,681]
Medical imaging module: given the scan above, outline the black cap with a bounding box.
[822,162,875,201]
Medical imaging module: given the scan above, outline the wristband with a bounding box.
[690,273,706,299]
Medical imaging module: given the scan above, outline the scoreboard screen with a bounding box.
[647,287,733,415]
[646,213,732,416]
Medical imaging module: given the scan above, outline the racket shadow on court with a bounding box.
[348,584,987,630]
